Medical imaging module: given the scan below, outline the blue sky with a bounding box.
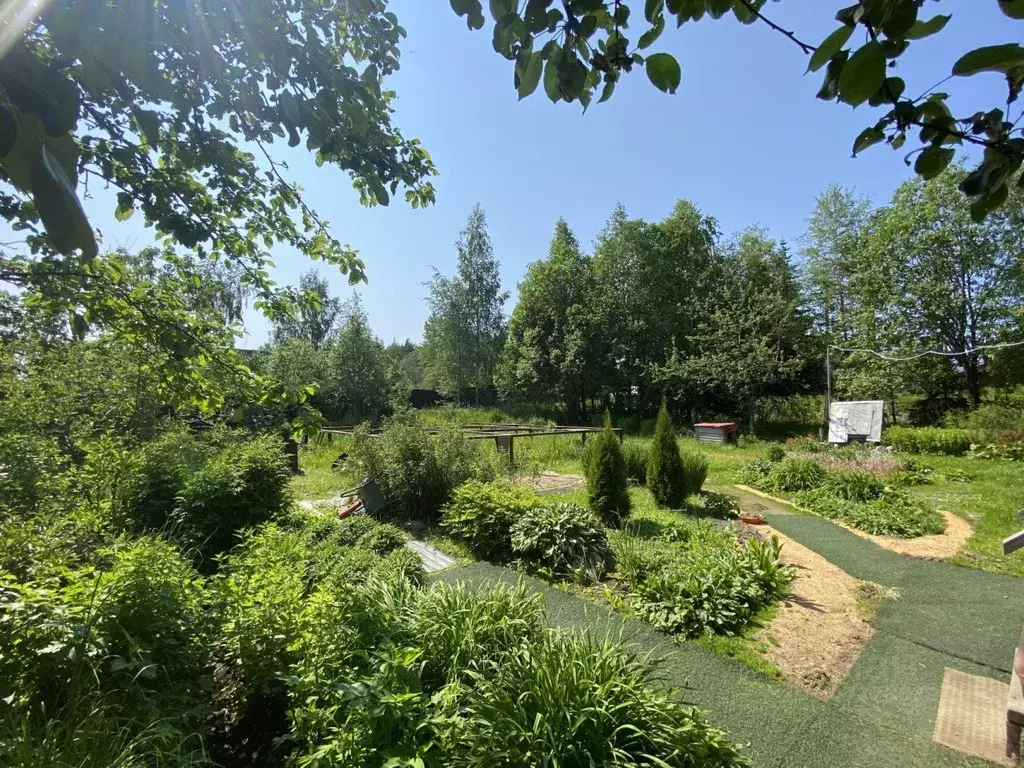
[53,1,1019,345]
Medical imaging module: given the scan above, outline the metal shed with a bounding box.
[694,422,739,445]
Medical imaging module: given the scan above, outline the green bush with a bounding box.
[738,458,773,486]
[608,529,672,584]
[850,494,946,538]
[511,502,613,582]
[681,449,710,496]
[972,441,1024,461]
[328,514,380,547]
[822,471,886,501]
[442,631,745,768]
[792,488,858,521]
[794,488,946,538]
[0,537,211,713]
[765,444,786,462]
[371,545,427,586]
[946,403,1024,433]
[765,458,827,492]
[173,434,292,567]
[123,425,214,533]
[441,480,538,560]
[884,426,973,456]
[586,413,631,525]
[350,412,491,522]
[634,532,794,638]
[647,406,687,507]
[353,523,406,555]
[621,440,650,485]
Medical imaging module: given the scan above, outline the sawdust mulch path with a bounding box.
[755,520,875,699]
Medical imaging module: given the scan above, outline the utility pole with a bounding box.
[823,344,832,443]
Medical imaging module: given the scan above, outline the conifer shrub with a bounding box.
[647,405,687,508]
[585,413,631,526]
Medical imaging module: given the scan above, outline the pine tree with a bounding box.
[586,412,630,526]
[647,404,686,508]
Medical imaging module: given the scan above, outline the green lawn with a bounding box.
[902,456,1024,577]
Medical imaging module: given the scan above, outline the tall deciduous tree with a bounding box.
[422,204,508,400]
[497,218,604,419]
[1,0,435,411]
[330,296,391,422]
[590,201,719,411]
[801,184,872,344]
[655,230,807,428]
[857,167,1024,406]
[272,271,341,350]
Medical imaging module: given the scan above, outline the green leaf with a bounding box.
[598,77,616,103]
[488,0,514,21]
[914,146,954,179]
[114,191,135,221]
[852,127,885,156]
[838,41,885,107]
[278,91,301,127]
[705,0,731,20]
[525,0,552,32]
[31,145,97,258]
[880,4,917,39]
[905,15,951,40]
[645,52,681,94]
[733,0,764,24]
[970,183,1009,222]
[450,0,485,30]
[645,0,665,23]
[807,25,854,73]
[953,44,1024,76]
[578,14,598,38]
[516,50,544,99]
[134,109,160,147]
[638,15,665,49]
[835,3,863,27]
[543,55,561,102]
[0,106,16,158]
[999,0,1024,20]
[960,167,988,197]
[816,50,848,101]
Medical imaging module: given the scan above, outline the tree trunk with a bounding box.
[965,354,982,407]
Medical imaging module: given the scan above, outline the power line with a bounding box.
[828,340,1024,362]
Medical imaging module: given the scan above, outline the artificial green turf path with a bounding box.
[435,507,1024,767]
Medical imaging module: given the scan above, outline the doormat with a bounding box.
[933,667,1014,766]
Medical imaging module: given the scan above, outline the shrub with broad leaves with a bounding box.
[173,434,293,568]
[441,480,538,560]
[510,502,613,582]
[350,411,492,522]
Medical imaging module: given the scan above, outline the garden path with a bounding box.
[435,494,1024,767]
